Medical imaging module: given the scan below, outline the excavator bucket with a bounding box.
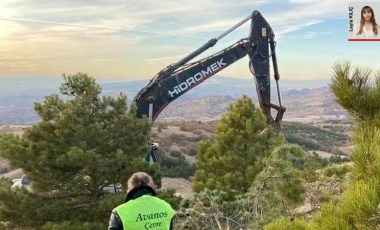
[248,11,285,132]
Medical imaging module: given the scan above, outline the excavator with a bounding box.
[133,10,286,163]
[10,11,285,192]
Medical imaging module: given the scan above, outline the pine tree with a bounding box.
[265,62,380,230]
[192,95,284,199]
[0,73,158,229]
[174,144,306,230]
[330,61,380,123]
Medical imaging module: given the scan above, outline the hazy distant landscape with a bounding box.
[0,76,344,124]
[0,75,352,180]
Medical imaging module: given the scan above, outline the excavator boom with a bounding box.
[134,10,285,131]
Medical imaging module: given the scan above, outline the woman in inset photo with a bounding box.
[354,5,380,37]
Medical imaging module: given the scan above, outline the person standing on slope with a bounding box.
[108,172,175,230]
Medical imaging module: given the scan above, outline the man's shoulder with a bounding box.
[142,195,173,206]
[152,196,174,208]
[139,195,175,214]
[114,202,129,212]
[122,195,172,206]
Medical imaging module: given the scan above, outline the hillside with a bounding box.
[282,121,351,153]
[146,120,352,183]
[0,119,353,221]
[0,77,343,124]
[156,86,347,122]
[0,120,352,182]
[151,120,352,156]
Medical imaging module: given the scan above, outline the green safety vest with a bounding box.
[115,195,175,230]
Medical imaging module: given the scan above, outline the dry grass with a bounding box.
[161,177,192,197]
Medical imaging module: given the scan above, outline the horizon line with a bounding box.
[0,75,331,81]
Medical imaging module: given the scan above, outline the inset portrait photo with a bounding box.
[348,2,380,41]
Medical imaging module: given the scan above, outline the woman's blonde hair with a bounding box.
[357,6,378,35]
[127,172,155,192]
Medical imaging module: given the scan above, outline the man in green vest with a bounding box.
[108,172,175,230]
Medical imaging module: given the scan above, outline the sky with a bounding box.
[0,0,379,80]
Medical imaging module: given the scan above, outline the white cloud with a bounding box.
[288,0,320,4]
[265,1,346,38]
[0,0,19,17]
[0,0,349,78]
[275,20,322,38]
[180,19,244,33]
[177,1,346,39]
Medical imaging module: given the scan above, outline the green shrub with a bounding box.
[157,188,183,210]
[264,217,309,230]
[328,155,351,164]
[160,156,195,179]
[317,189,332,203]
[322,163,352,179]
[41,221,106,230]
[187,148,197,156]
[169,150,183,158]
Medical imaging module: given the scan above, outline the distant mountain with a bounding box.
[281,86,347,122]
[157,86,346,122]
[0,76,342,124]
[159,95,236,121]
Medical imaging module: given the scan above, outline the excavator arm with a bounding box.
[134,10,285,131]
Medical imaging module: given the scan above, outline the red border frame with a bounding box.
[348,38,380,41]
